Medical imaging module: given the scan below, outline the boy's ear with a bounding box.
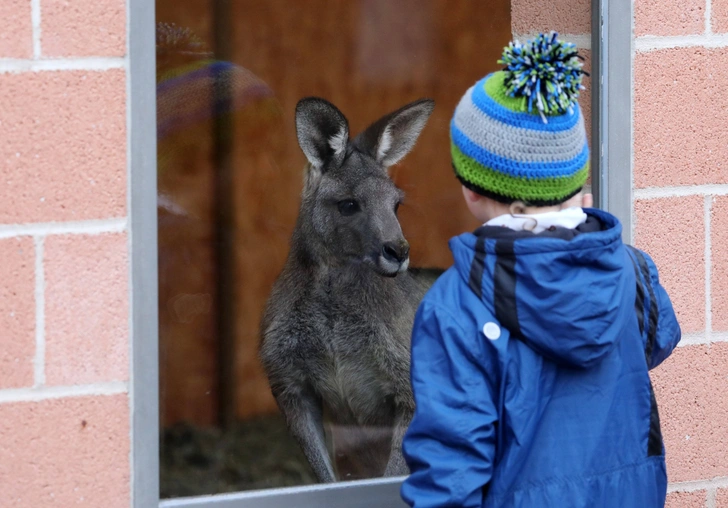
[462,186,483,204]
[559,191,590,209]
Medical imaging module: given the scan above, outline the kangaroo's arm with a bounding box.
[379,330,415,478]
[383,403,414,477]
[272,383,336,483]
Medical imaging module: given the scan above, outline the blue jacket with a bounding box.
[401,208,681,508]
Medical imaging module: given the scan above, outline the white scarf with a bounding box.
[484,207,587,234]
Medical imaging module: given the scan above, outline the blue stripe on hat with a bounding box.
[452,87,587,163]
[471,75,581,133]
[451,120,590,179]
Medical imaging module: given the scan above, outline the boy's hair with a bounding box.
[451,32,590,207]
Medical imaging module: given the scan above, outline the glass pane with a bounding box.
[155,0,553,499]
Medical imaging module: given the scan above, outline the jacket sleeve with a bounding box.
[626,246,681,370]
[400,301,497,508]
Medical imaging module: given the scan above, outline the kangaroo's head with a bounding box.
[294,97,434,277]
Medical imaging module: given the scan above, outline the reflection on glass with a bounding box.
[156,0,513,498]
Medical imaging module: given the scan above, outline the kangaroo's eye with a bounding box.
[337,199,360,216]
[394,201,402,215]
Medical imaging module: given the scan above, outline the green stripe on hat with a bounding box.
[484,71,566,117]
[451,142,589,203]
[484,71,531,114]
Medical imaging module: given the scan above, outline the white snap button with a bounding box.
[483,322,501,340]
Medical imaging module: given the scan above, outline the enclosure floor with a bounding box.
[161,413,317,498]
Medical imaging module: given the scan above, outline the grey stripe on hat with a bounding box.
[452,87,587,163]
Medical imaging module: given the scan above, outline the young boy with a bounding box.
[400,33,681,508]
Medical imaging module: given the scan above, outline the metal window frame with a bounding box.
[591,0,634,242]
[129,0,159,505]
[128,0,634,506]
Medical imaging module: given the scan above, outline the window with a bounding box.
[155,0,516,500]
[127,0,633,506]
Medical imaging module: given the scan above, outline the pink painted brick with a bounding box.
[44,233,128,385]
[635,196,704,333]
[0,238,35,388]
[0,394,129,507]
[579,50,592,145]
[713,0,728,33]
[635,0,704,36]
[652,343,728,482]
[712,196,728,331]
[717,488,728,507]
[665,490,706,508]
[635,48,728,187]
[0,0,32,58]
[511,0,590,35]
[41,0,125,57]
[0,70,126,223]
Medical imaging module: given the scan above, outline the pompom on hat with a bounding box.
[451,32,590,206]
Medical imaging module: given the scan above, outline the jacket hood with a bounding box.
[449,208,634,369]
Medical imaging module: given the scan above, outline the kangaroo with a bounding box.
[259,97,442,482]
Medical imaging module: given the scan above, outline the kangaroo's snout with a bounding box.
[378,240,410,276]
[382,241,410,264]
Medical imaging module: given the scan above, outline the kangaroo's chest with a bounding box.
[308,300,398,424]
[317,354,394,426]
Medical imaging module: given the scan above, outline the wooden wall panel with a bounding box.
[229,0,513,420]
[156,0,513,426]
[156,15,218,426]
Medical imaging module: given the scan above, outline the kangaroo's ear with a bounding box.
[354,98,435,169]
[295,97,349,171]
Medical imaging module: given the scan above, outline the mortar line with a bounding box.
[676,331,728,346]
[30,0,41,58]
[705,196,712,341]
[0,218,127,239]
[0,57,126,74]
[668,476,728,492]
[706,487,717,508]
[706,0,713,35]
[634,184,728,200]
[636,34,728,51]
[511,32,592,50]
[630,9,636,246]
[0,382,129,403]
[33,236,45,386]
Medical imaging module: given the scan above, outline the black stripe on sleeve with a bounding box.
[468,236,486,299]
[493,240,521,338]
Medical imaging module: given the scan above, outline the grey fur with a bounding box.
[260,97,442,482]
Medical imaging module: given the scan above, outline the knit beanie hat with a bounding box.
[451,32,589,206]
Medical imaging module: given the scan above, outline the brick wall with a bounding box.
[1,0,725,506]
[0,0,131,506]
[634,0,728,506]
[513,0,728,506]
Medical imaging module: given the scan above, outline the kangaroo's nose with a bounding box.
[382,241,410,264]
